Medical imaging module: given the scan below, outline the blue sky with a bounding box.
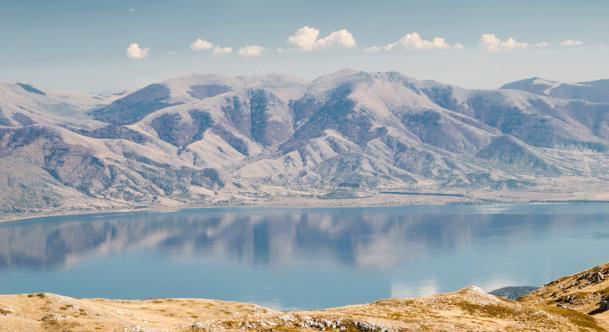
[1,0,609,92]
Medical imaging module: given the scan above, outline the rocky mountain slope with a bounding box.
[521,262,609,322]
[2,262,609,331]
[2,70,609,216]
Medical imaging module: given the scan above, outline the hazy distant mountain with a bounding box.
[2,70,609,214]
[501,77,609,104]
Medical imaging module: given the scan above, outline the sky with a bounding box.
[1,0,609,92]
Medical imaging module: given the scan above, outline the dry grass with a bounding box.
[2,264,609,331]
[543,306,605,331]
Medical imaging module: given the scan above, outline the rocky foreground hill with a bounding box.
[2,70,609,217]
[0,262,608,331]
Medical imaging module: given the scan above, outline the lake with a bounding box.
[1,203,609,309]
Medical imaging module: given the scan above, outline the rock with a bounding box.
[459,286,501,305]
[124,324,143,332]
[191,321,224,331]
[191,321,206,329]
[577,271,605,285]
[600,297,609,312]
[0,306,13,315]
[298,317,344,330]
[40,314,64,322]
[355,320,391,332]
[560,294,576,306]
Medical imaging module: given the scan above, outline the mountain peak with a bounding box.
[501,76,609,103]
[500,77,561,95]
[312,68,361,82]
[0,82,47,97]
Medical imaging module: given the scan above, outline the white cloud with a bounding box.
[560,39,583,47]
[364,33,462,52]
[399,32,463,50]
[363,43,399,53]
[191,38,214,51]
[479,34,528,52]
[286,26,356,51]
[316,29,356,49]
[190,38,232,55]
[126,43,150,59]
[238,45,264,57]
[212,46,232,55]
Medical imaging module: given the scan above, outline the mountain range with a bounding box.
[2,69,609,215]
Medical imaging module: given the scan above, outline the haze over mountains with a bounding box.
[2,69,609,215]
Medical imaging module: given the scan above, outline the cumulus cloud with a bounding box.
[560,39,583,46]
[399,32,463,50]
[191,38,232,55]
[238,45,264,57]
[286,26,356,51]
[191,38,214,51]
[364,32,462,52]
[126,43,150,59]
[479,34,528,52]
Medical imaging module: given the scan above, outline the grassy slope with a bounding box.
[520,262,609,330]
[0,284,606,331]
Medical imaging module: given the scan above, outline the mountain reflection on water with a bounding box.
[1,204,609,309]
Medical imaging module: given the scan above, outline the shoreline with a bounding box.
[0,191,477,223]
[2,191,609,224]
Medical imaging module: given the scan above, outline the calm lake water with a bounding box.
[1,204,609,309]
